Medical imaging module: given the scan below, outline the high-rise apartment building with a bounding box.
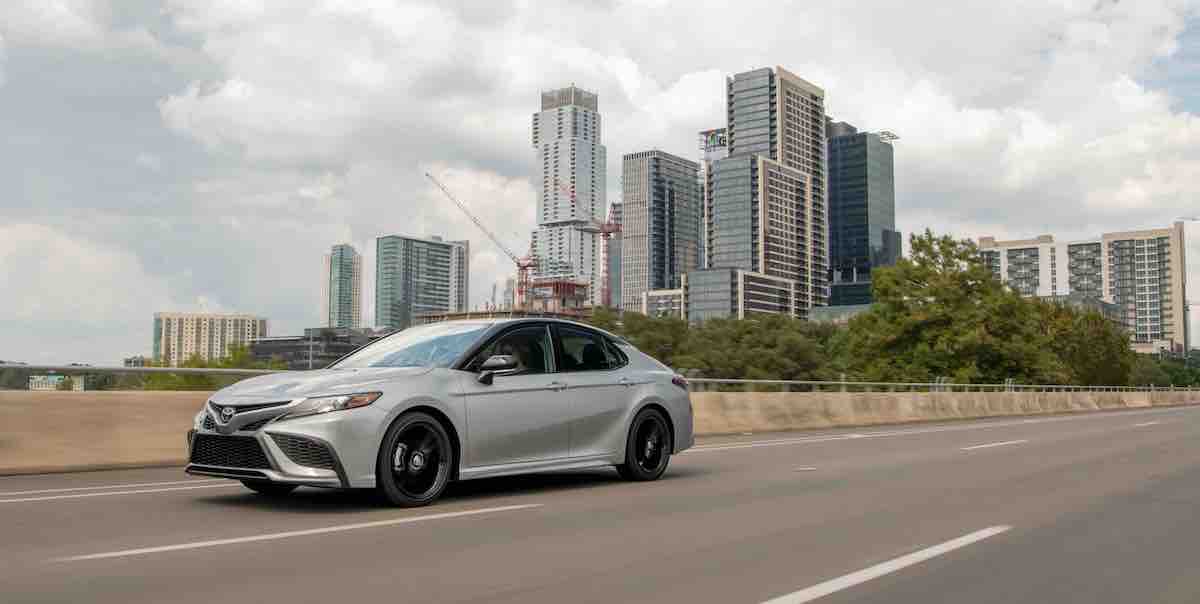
[620,150,701,312]
[698,66,829,319]
[698,128,729,267]
[530,85,606,305]
[827,120,900,306]
[604,202,623,308]
[375,235,469,330]
[321,243,362,328]
[153,312,268,367]
[978,222,1188,354]
[501,276,517,311]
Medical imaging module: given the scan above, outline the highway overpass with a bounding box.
[3,405,1199,602]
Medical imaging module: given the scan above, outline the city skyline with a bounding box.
[3,3,1199,365]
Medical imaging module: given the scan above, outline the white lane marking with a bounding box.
[0,483,237,504]
[1133,421,1161,427]
[760,526,1012,603]
[54,504,543,562]
[793,467,818,472]
[0,479,225,497]
[961,440,1028,451]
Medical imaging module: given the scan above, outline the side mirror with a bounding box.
[477,355,519,385]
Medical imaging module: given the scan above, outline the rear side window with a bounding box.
[557,327,625,372]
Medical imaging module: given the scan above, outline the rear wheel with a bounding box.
[240,480,297,497]
[376,411,454,507]
[617,408,672,481]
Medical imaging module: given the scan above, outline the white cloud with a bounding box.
[5,0,1200,363]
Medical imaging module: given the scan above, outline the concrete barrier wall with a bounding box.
[0,391,207,475]
[690,390,1193,435]
[1,389,1195,474]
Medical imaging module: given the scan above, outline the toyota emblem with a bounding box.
[220,406,235,422]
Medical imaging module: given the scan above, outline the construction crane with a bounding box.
[425,172,537,309]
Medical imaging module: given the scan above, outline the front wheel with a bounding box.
[617,408,672,481]
[241,480,297,497]
[376,411,454,507]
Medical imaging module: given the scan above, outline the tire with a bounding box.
[240,480,297,497]
[376,411,454,507]
[617,407,672,481]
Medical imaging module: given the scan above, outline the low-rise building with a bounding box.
[28,374,91,391]
[249,328,394,370]
[640,268,799,322]
[808,304,872,325]
[123,355,149,367]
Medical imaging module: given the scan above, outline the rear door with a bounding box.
[458,324,571,468]
[552,325,631,458]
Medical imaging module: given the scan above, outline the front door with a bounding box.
[459,324,569,468]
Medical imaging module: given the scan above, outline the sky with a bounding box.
[2,0,1200,365]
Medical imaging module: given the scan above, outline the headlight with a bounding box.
[277,392,382,421]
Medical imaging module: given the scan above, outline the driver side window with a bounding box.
[470,326,553,376]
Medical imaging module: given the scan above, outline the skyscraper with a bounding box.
[153,312,267,367]
[530,85,606,305]
[700,66,829,318]
[604,202,623,308]
[698,128,729,268]
[321,243,362,328]
[375,235,469,330]
[827,120,900,306]
[620,150,701,312]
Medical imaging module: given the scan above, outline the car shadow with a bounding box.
[194,464,713,512]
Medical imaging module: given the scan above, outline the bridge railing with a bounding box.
[685,378,1193,394]
[1,364,1192,394]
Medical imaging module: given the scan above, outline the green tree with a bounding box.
[674,315,828,383]
[586,306,622,334]
[1035,300,1134,386]
[1130,355,1172,386]
[839,230,1065,384]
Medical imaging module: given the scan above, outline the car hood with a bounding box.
[213,367,434,404]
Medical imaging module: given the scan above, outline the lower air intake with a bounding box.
[270,434,337,470]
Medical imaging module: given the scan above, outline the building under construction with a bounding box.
[416,280,592,325]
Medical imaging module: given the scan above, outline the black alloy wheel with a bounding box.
[617,408,672,481]
[240,480,298,497]
[376,412,453,507]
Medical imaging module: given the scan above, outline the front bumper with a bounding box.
[185,427,350,489]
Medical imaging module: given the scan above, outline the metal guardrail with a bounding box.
[686,378,1194,393]
[2,364,286,376]
[1,364,1192,393]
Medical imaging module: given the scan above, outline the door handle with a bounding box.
[618,377,634,387]
[548,380,569,391]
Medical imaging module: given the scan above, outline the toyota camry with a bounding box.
[185,318,694,506]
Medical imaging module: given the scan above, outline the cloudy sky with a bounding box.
[2,0,1199,365]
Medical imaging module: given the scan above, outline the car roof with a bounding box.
[439,317,627,343]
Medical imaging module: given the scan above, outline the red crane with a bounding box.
[425,173,537,309]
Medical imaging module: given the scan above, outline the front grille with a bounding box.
[209,400,291,419]
[239,415,278,432]
[202,414,217,430]
[270,434,336,470]
[189,434,272,469]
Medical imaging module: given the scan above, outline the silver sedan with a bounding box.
[185,318,695,506]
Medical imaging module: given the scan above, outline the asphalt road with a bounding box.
[4,406,1200,603]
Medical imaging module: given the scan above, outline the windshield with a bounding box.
[330,322,492,369]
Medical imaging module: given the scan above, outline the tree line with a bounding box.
[588,230,1196,387]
